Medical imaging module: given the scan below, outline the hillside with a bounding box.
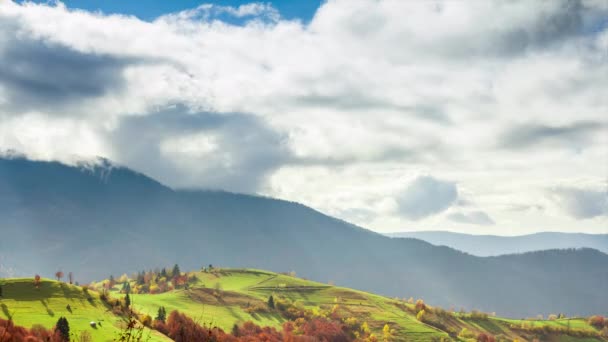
[387,231,608,256]
[3,269,607,341]
[0,278,169,341]
[1,156,607,317]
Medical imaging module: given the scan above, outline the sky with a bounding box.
[0,0,606,235]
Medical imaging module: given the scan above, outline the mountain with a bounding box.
[386,231,608,256]
[1,156,607,318]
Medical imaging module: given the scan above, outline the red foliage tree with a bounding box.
[589,315,606,329]
[33,274,41,288]
[165,310,224,341]
[0,318,57,342]
[477,332,496,342]
[300,317,349,342]
[55,271,63,282]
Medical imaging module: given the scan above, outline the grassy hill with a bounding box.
[1,269,606,341]
[102,268,605,342]
[0,278,169,341]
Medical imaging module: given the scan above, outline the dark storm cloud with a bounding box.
[109,106,291,193]
[0,19,139,113]
[550,187,608,219]
[447,211,495,226]
[397,176,458,220]
[499,121,605,150]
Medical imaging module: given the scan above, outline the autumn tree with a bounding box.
[477,332,496,342]
[55,270,64,282]
[415,299,426,313]
[55,316,70,341]
[589,316,606,329]
[382,323,394,341]
[34,274,41,288]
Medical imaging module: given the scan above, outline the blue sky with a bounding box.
[22,0,322,21]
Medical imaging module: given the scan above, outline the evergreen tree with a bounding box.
[267,295,275,309]
[136,271,145,285]
[0,284,3,298]
[125,293,131,308]
[231,323,240,337]
[156,306,167,322]
[160,268,167,278]
[172,264,181,278]
[55,316,70,341]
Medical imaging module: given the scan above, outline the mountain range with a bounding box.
[387,231,608,256]
[0,156,607,318]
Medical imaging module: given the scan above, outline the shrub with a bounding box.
[477,332,496,342]
[470,310,489,320]
[458,328,477,339]
[589,315,605,329]
[415,299,426,313]
[416,309,426,321]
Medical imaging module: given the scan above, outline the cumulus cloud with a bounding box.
[447,211,496,226]
[108,107,290,193]
[499,121,606,150]
[0,0,606,233]
[549,187,608,219]
[397,176,458,220]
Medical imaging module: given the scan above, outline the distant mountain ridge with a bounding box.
[387,231,608,256]
[1,156,607,317]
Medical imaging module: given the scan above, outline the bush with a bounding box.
[469,310,489,320]
[458,328,477,339]
[477,332,496,342]
[415,299,426,313]
[589,315,605,329]
[416,309,426,321]
[139,313,152,327]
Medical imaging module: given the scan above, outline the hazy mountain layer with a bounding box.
[387,231,608,256]
[1,156,607,318]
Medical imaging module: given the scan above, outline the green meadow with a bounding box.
[0,278,169,341]
[2,269,606,341]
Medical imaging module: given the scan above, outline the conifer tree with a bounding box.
[267,295,275,309]
[55,316,70,341]
[172,264,181,277]
[156,306,167,322]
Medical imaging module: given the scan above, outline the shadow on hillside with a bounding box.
[59,283,74,301]
[1,303,11,320]
[40,299,54,317]
[251,311,283,323]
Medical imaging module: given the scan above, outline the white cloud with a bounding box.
[447,211,496,226]
[397,176,458,220]
[549,186,608,219]
[0,0,607,234]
